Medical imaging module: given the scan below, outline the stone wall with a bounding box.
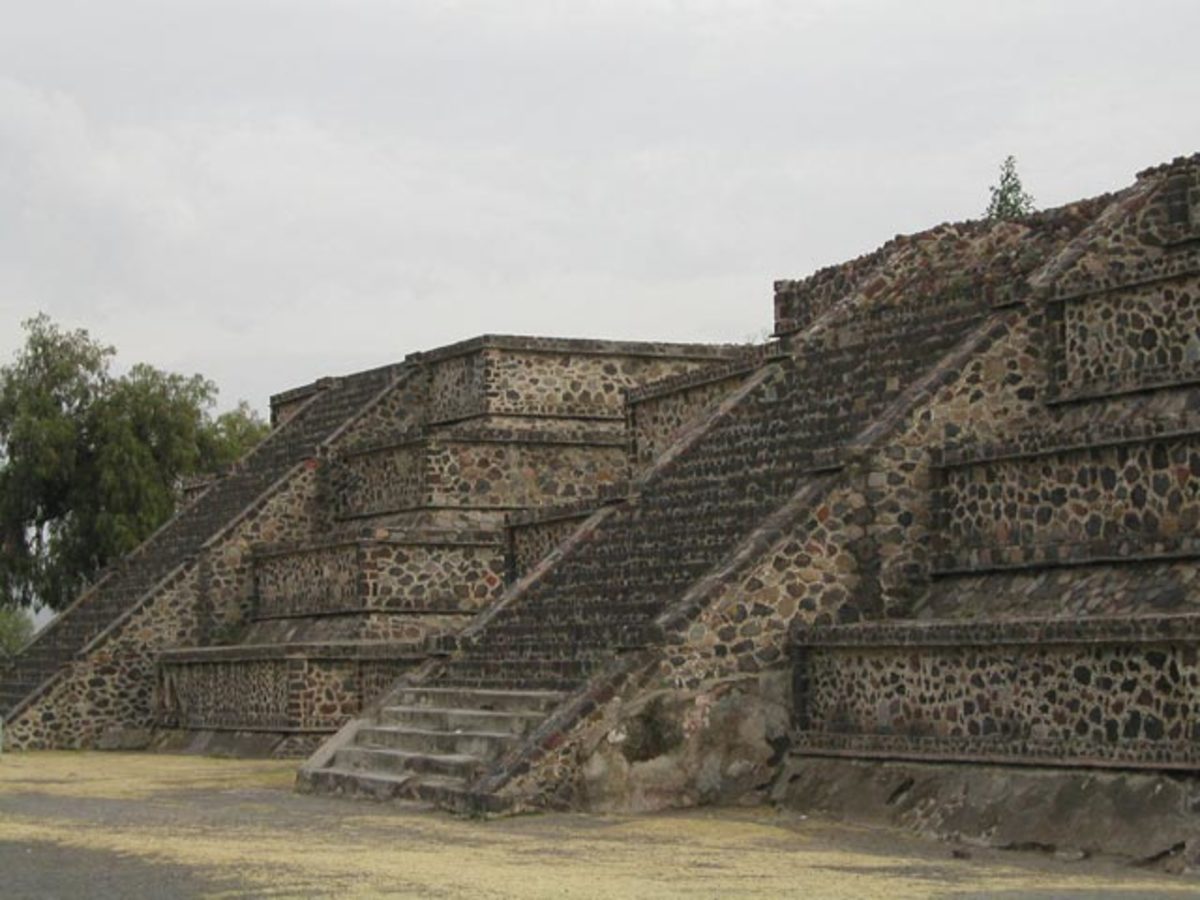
[158,648,414,736]
[243,611,467,647]
[426,351,488,423]
[791,615,1200,770]
[246,529,506,643]
[919,559,1200,621]
[507,506,599,580]
[5,566,202,750]
[484,349,705,420]
[327,439,425,518]
[360,536,506,612]
[413,336,741,426]
[334,368,428,451]
[933,428,1200,573]
[475,199,1113,808]
[327,434,628,518]
[627,362,760,469]
[424,438,627,509]
[198,462,323,636]
[1055,279,1200,400]
[254,540,361,616]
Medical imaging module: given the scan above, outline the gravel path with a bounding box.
[0,752,1193,898]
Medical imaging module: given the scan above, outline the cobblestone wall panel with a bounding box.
[935,432,1200,571]
[158,655,414,733]
[485,351,718,420]
[362,541,507,611]
[630,372,750,469]
[1060,280,1200,398]
[792,617,1200,768]
[427,352,488,423]
[330,443,426,517]
[510,515,592,578]
[255,542,360,617]
[425,442,627,509]
[202,464,323,633]
[5,567,201,749]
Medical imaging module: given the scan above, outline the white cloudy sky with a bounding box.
[2,0,1198,413]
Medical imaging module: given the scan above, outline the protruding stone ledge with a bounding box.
[337,427,628,461]
[790,611,1200,648]
[406,334,746,366]
[931,538,1200,577]
[159,640,430,663]
[505,484,630,528]
[789,732,1200,771]
[625,346,775,405]
[934,420,1200,468]
[1046,248,1200,303]
[1044,365,1200,407]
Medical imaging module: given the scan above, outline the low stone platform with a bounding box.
[774,755,1200,869]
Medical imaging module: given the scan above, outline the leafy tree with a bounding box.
[201,400,273,471]
[0,607,33,660]
[0,315,269,611]
[985,155,1036,220]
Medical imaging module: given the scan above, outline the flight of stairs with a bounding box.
[0,365,401,720]
[301,266,1016,804]
[304,685,564,809]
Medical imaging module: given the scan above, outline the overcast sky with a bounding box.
[2,0,1198,414]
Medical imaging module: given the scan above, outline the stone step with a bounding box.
[356,725,519,760]
[299,765,419,802]
[435,674,582,693]
[440,656,600,683]
[378,705,545,736]
[391,686,565,715]
[333,745,483,781]
[300,765,511,814]
[476,623,657,648]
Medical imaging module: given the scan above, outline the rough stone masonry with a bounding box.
[5,154,1200,868]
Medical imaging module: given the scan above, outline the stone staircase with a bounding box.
[147,337,744,755]
[299,241,1028,803]
[305,685,564,807]
[0,365,400,720]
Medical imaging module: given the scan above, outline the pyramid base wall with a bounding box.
[772,755,1200,871]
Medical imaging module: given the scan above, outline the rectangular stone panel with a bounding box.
[1057,277,1200,399]
[361,539,507,612]
[254,541,361,616]
[792,615,1200,770]
[424,440,627,509]
[426,352,488,423]
[157,651,415,732]
[933,431,1200,572]
[329,442,427,518]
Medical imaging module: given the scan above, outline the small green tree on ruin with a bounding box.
[985,155,1037,220]
[0,314,270,611]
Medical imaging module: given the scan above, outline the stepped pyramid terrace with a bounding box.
[6,153,1200,859]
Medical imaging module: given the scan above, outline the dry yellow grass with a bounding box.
[0,752,1193,898]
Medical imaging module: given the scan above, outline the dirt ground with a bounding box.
[0,752,1194,899]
